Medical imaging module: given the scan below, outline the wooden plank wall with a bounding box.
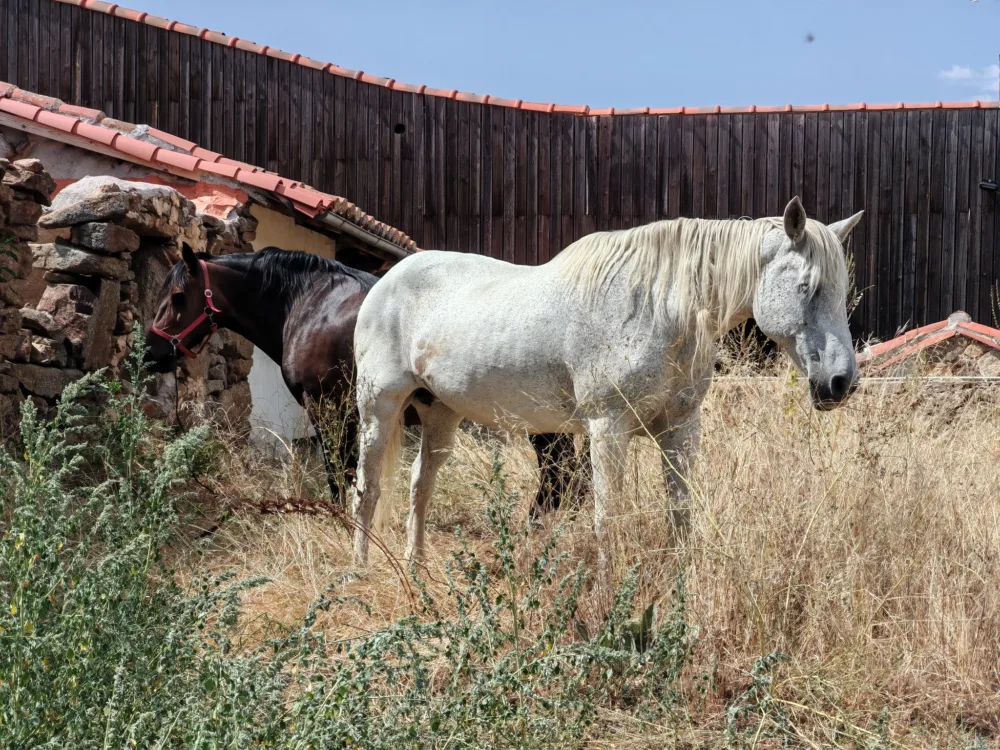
[2,0,999,338]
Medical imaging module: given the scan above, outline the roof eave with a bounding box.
[1,108,413,259]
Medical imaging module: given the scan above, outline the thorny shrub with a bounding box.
[0,327,701,749]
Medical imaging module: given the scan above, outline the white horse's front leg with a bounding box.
[587,416,632,554]
[651,410,702,542]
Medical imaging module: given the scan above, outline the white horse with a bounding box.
[350,197,863,564]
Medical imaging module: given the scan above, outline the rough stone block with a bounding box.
[206,379,225,395]
[35,226,72,244]
[37,283,97,357]
[208,363,227,381]
[19,308,65,343]
[84,280,119,371]
[2,168,56,205]
[218,330,254,360]
[131,244,174,323]
[0,307,22,334]
[5,224,37,242]
[214,381,252,423]
[70,222,141,254]
[43,271,80,284]
[37,282,97,316]
[32,241,130,280]
[30,337,68,367]
[12,158,44,174]
[8,363,83,399]
[200,213,225,233]
[7,199,42,225]
[227,357,253,381]
[0,371,19,392]
[109,334,131,369]
[0,331,31,362]
[0,392,22,431]
[980,352,1000,378]
[120,281,138,304]
[6,241,34,278]
[0,281,24,307]
[38,191,135,228]
[114,307,135,335]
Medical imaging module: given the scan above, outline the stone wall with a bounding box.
[0,157,57,429]
[0,168,258,433]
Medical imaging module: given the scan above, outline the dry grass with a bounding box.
[182,368,1000,748]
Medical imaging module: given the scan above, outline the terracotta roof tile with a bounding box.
[275,183,325,209]
[114,137,159,161]
[191,146,222,163]
[297,56,327,72]
[100,117,137,134]
[217,157,259,173]
[57,103,105,120]
[199,160,241,179]
[74,121,120,146]
[233,39,265,54]
[0,82,416,254]
[35,109,79,133]
[155,148,202,172]
[11,89,60,109]
[171,22,201,37]
[237,170,283,192]
[143,14,173,30]
[147,127,198,151]
[0,97,42,119]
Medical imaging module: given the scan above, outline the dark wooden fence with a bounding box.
[2,0,999,338]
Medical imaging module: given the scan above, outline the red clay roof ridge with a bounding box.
[50,0,999,116]
[857,311,1000,369]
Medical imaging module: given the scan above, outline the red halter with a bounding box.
[147,259,221,360]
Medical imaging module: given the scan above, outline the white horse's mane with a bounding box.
[553,216,848,345]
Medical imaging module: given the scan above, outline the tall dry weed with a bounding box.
[194,368,1000,747]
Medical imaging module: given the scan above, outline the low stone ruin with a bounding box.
[0,166,258,433]
[858,311,1000,378]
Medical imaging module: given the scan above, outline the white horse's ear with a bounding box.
[783,196,807,244]
[827,210,864,247]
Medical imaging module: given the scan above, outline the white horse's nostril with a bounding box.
[829,374,851,401]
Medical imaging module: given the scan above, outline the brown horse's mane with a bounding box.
[168,246,380,305]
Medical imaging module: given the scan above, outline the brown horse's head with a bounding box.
[144,244,220,373]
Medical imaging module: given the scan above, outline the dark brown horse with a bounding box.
[144,244,581,515]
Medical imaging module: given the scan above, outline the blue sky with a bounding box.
[127,0,998,109]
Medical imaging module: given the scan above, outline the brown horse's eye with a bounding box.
[172,292,186,308]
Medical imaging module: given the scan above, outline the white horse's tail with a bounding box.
[371,415,404,532]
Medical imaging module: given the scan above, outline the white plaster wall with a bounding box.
[246,205,338,448]
[247,348,315,450]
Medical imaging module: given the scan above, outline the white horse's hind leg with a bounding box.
[587,415,632,559]
[406,402,461,562]
[651,411,702,542]
[353,387,409,565]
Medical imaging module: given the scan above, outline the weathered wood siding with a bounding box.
[2,0,999,337]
